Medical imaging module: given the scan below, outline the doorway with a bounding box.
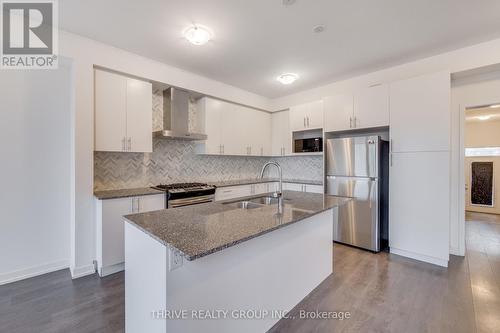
[464,105,500,216]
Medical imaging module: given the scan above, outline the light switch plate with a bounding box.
[169,248,183,271]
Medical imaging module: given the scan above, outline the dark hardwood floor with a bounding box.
[1,212,499,333]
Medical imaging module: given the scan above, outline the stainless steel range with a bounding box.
[152,182,216,208]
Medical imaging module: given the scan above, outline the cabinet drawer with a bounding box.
[215,185,252,201]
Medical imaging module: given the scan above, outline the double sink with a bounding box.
[224,195,289,210]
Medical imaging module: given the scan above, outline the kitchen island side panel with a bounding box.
[124,209,333,333]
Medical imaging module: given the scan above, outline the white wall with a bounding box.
[0,62,73,284]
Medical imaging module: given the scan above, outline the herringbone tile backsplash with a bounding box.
[94,139,323,190]
[94,87,323,190]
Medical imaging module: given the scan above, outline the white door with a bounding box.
[307,100,324,129]
[126,78,153,153]
[139,194,165,212]
[272,110,291,156]
[95,70,127,152]
[354,84,389,129]
[389,151,450,266]
[324,94,354,132]
[389,71,450,152]
[289,103,308,131]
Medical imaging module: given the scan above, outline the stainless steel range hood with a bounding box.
[154,87,207,140]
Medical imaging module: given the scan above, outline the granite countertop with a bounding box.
[209,178,323,188]
[94,187,164,200]
[124,191,350,261]
[94,178,323,200]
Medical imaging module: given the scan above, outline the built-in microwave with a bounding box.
[294,137,323,153]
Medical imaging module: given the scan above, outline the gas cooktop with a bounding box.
[152,182,215,193]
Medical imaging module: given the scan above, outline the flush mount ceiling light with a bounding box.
[183,25,213,46]
[277,73,299,85]
[477,115,492,121]
[312,25,326,33]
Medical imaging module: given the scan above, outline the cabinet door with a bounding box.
[283,182,304,192]
[126,78,153,153]
[354,84,389,129]
[215,185,253,201]
[389,152,450,265]
[220,103,247,155]
[101,197,132,267]
[199,98,222,155]
[271,110,291,156]
[95,70,127,152]
[324,94,354,132]
[307,100,324,129]
[252,110,271,156]
[389,71,450,152]
[139,194,165,212]
[253,183,270,195]
[289,103,308,131]
[304,184,324,194]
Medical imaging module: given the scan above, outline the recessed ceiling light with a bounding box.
[313,25,326,33]
[183,25,213,46]
[490,104,500,108]
[282,0,296,5]
[477,115,491,121]
[277,73,299,85]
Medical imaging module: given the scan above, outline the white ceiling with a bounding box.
[60,0,500,98]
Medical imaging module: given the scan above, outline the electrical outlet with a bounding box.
[169,249,183,271]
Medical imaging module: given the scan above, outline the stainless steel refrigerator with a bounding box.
[326,136,389,252]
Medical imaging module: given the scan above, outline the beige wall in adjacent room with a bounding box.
[465,119,500,214]
[465,120,500,147]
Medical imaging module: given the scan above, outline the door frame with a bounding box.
[458,101,500,256]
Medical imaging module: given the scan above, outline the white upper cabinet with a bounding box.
[324,84,389,132]
[353,84,389,129]
[197,97,271,156]
[252,110,272,156]
[95,69,153,152]
[271,110,291,156]
[197,97,222,155]
[95,70,127,152]
[324,94,353,132]
[125,78,153,153]
[389,71,450,153]
[290,100,324,131]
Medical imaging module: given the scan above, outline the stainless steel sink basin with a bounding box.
[229,201,264,209]
[249,196,290,205]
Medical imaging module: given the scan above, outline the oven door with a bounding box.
[168,195,214,208]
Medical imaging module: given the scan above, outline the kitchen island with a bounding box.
[124,191,349,333]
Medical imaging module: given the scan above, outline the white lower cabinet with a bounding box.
[215,185,253,201]
[95,194,164,277]
[283,182,323,193]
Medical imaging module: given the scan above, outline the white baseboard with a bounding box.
[390,248,449,267]
[449,246,465,256]
[0,260,69,286]
[98,262,124,277]
[70,264,96,279]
